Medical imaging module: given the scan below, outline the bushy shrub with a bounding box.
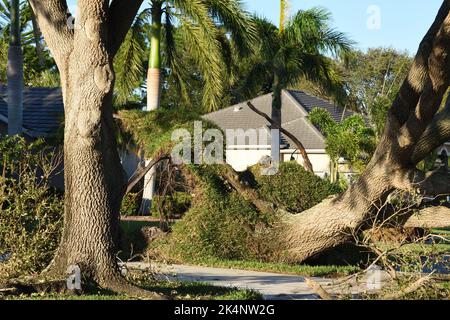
[150,165,284,263]
[251,161,342,213]
[0,136,63,279]
[151,192,192,219]
[120,192,141,216]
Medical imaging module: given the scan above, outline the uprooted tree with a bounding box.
[283,1,450,262]
[12,0,449,297]
[26,0,165,298]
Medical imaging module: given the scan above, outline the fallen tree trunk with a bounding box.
[282,2,450,263]
[403,206,450,229]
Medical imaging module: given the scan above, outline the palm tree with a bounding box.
[3,0,23,135]
[0,0,46,63]
[114,0,256,112]
[114,0,256,214]
[237,7,353,164]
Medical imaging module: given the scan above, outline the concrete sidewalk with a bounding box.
[126,262,390,300]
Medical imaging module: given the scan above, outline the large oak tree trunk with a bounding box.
[284,1,450,262]
[28,0,164,297]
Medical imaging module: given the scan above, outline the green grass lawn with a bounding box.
[3,278,261,300]
[432,228,450,238]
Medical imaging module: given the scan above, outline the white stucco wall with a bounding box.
[226,149,272,172]
[284,151,331,178]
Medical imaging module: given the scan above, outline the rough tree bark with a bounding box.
[28,0,164,298]
[284,1,450,263]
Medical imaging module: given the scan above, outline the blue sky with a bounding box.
[67,0,443,54]
[242,0,443,54]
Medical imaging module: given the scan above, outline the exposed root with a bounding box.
[0,278,76,297]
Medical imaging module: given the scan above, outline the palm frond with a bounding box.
[114,10,149,105]
[175,10,225,112]
[238,60,274,99]
[202,0,257,56]
[284,7,354,57]
[162,7,191,106]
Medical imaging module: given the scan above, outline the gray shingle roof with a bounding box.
[203,90,354,150]
[0,84,64,137]
[288,90,355,122]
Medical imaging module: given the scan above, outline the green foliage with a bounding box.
[342,48,413,136]
[150,163,341,263]
[114,9,148,105]
[114,0,256,112]
[0,1,59,87]
[118,108,217,158]
[308,107,376,170]
[0,135,63,279]
[0,38,6,82]
[152,164,283,263]
[120,192,141,217]
[120,110,342,264]
[232,8,353,104]
[151,191,192,219]
[251,162,341,213]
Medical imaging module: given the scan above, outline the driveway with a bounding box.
[126,262,390,300]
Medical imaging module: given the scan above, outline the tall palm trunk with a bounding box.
[280,0,288,33]
[269,1,288,167]
[146,2,162,112]
[141,2,163,214]
[7,0,23,136]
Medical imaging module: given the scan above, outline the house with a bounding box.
[203,89,357,179]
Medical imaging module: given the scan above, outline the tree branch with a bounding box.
[28,0,73,67]
[397,10,450,153]
[107,0,144,57]
[126,154,169,194]
[412,104,450,163]
[219,164,277,215]
[246,101,314,173]
[416,166,450,197]
[388,0,450,126]
[403,206,450,229]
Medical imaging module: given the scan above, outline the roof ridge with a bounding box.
[203,92,273,117]
[287,89,339,108]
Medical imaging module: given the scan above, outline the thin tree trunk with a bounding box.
[146,2,162,111]
[247,100,314,173]
[279,0,288,33]
[7,0,23,136]
[29,7,46,67]
[141,2,163,214]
